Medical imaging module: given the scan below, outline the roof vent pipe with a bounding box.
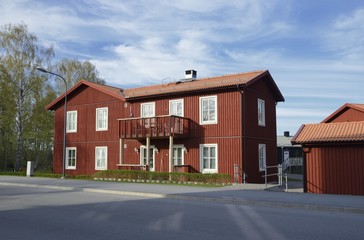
[185,69,197,79]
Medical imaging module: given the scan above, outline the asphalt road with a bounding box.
[1,183,363,240]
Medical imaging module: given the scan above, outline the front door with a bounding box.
[140,146,155,171]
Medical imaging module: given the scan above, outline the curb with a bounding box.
[1,181,363,215]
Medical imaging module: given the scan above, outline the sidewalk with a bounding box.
[1,175,364,214]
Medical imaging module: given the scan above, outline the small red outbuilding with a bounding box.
[292,103,364,195]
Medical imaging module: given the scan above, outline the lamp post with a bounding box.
[36,67,67,179]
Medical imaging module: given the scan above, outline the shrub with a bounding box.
[93,170,231,185]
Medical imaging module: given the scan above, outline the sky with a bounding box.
[1,0,364,135]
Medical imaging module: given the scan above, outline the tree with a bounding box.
[0,23,54,171]
[53,59,105,94]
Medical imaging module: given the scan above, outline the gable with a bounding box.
[46,80,125,111]
[321,103,364,123]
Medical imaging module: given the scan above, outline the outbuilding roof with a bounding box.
[291,121,364,144]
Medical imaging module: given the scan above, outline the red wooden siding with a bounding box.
[52,86,124,176]
[327,108,364,123]
[305,144,364,195]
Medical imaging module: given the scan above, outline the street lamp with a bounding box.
[36,67,67,179]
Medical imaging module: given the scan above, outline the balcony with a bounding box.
[118,115,191,139]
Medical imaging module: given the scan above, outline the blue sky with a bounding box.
[1,0,364,135]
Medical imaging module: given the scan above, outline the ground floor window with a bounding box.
[173,145,184,166]
[66,147,76,170]
[200,144,218,173]
[95,146,108,170]
[259,144,266,171]
[140,145,155,171]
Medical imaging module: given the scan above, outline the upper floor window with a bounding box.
[169,99,184,117]
[258,99,265,126]
[96,107,108,131]
[200,96,217,124]
[66,110,77,133]
[141,102,155,118]
[258,144,266,171]
[66,147,76,170]
[200,144,218,173]
[95,146,107,170]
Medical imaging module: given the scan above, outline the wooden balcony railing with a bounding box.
[118,115,191,139]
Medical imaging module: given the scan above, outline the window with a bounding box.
[258,144,266,171]
[140,145,155,171]
[169,99,184,117]
[200,96,217,124]
[96,107,108,131]
[200,144,218,173]
[95,146,107,170]
[141,102,155,118]
[66,147,76,170]
[66,110,77,133]
[173,145,184,166]
[258,99,265,126]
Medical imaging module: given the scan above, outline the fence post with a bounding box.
[278,164,282,186]
[264,165,267,189]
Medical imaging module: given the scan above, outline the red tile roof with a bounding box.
[124,70,284,101]
[292,121,364,144]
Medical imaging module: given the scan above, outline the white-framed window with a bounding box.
[66,110,77,133]
[141,102,155,118]
[200,144,218,173]
[95,146,108,170]
[169,99,184,117]
[173,144,184,166]
[200,96,217,124]
[66,147,76,170]
[96,107,108,131]
[258,144,266,171]
[140,145,155,172]
[258,99,265,126]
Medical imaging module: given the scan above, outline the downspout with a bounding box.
[237,84,247,183]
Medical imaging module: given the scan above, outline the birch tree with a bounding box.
[0,23,54,170]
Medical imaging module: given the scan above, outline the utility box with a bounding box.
[26,161,34,177]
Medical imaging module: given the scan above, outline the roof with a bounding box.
[277,136,294,147]
[124,70,284,101]
[321,103,364,123]
[46,80,125,110]
[291,121,364,144]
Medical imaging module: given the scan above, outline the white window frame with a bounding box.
[96,107,108,131]
[95,146,108,170]
[65,147,76,170]
[169,99,184,117]
[258,99,265,126]
[173,144,185,166]
[140,145,156,172]
[258,144,266,171]
[199,96,217,125]
[141,102,155,118]
[66,110,77,133]
[200,144,218,173]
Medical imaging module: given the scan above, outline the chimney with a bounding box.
[185,69,197,79]
[284,131,290,137]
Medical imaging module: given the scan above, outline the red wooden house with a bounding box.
[292,103,364,195]
[46,70,284,183]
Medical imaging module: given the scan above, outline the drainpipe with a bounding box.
[237,84,247,183]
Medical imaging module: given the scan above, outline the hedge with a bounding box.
[93,170,231,185]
